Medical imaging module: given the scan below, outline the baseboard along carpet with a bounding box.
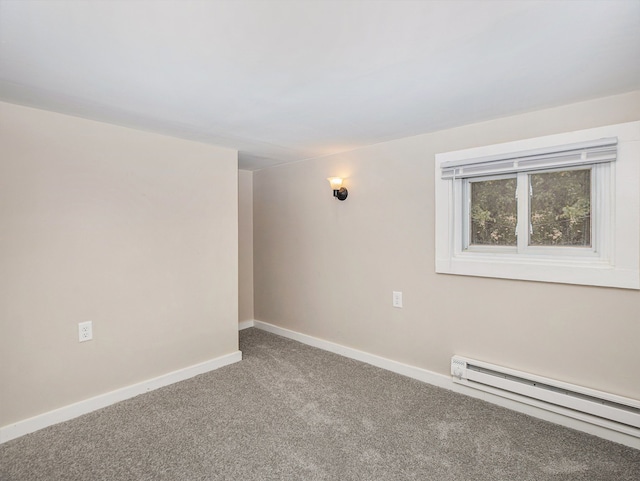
[1,328,639,480]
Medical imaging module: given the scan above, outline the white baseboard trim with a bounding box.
[253,320,452,387]
[238,320,255,330]
[0,350,242,444]
[252,320,640,450]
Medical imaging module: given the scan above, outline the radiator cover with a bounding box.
[451,355,640,438]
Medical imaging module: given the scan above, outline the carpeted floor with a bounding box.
[1,328,639,480]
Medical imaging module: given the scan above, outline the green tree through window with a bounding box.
[470,178,517,246]
[469,169,591,248]
[529,170,591,246]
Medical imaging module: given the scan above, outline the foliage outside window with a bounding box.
[529,170,590,247]
[467,169,591,250]
[470,177,517,246]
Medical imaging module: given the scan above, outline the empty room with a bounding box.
[1,1,639,480]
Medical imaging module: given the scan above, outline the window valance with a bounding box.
[440,137,617,180]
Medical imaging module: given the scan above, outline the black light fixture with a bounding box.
[327,177,348,201]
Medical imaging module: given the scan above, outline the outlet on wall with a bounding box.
[78,321,93,342]
[392,291,403,308]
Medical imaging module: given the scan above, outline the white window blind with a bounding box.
[440,137,618,180]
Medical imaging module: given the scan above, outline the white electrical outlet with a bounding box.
[392,291,403,308]
[78,321,93,342]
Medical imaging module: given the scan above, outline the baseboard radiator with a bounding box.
[451,356,640,438]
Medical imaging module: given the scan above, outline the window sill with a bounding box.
[436,254,639,289]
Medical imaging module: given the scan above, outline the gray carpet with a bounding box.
[1,328,639,480]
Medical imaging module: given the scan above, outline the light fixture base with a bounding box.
[333,187,348,201]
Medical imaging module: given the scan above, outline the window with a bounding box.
[528,169,591,247]
[435,122,640,289]
[464,167,594,251]
[468,176,517,247]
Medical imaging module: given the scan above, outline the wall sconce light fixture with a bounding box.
[327,177,348,201]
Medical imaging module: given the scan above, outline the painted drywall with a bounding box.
[0,102,239,426]
[253,90,640,401]
[239,170,254,322]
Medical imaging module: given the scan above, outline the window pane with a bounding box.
[470,178,517,246]
[529,169,591,246]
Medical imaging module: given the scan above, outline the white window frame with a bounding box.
[435,121,640,289]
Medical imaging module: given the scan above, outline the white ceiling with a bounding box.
[1,1,639,170]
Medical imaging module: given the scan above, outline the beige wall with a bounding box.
[0,102,239,426]
[238,170,254,322]
[253,90,640,400]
